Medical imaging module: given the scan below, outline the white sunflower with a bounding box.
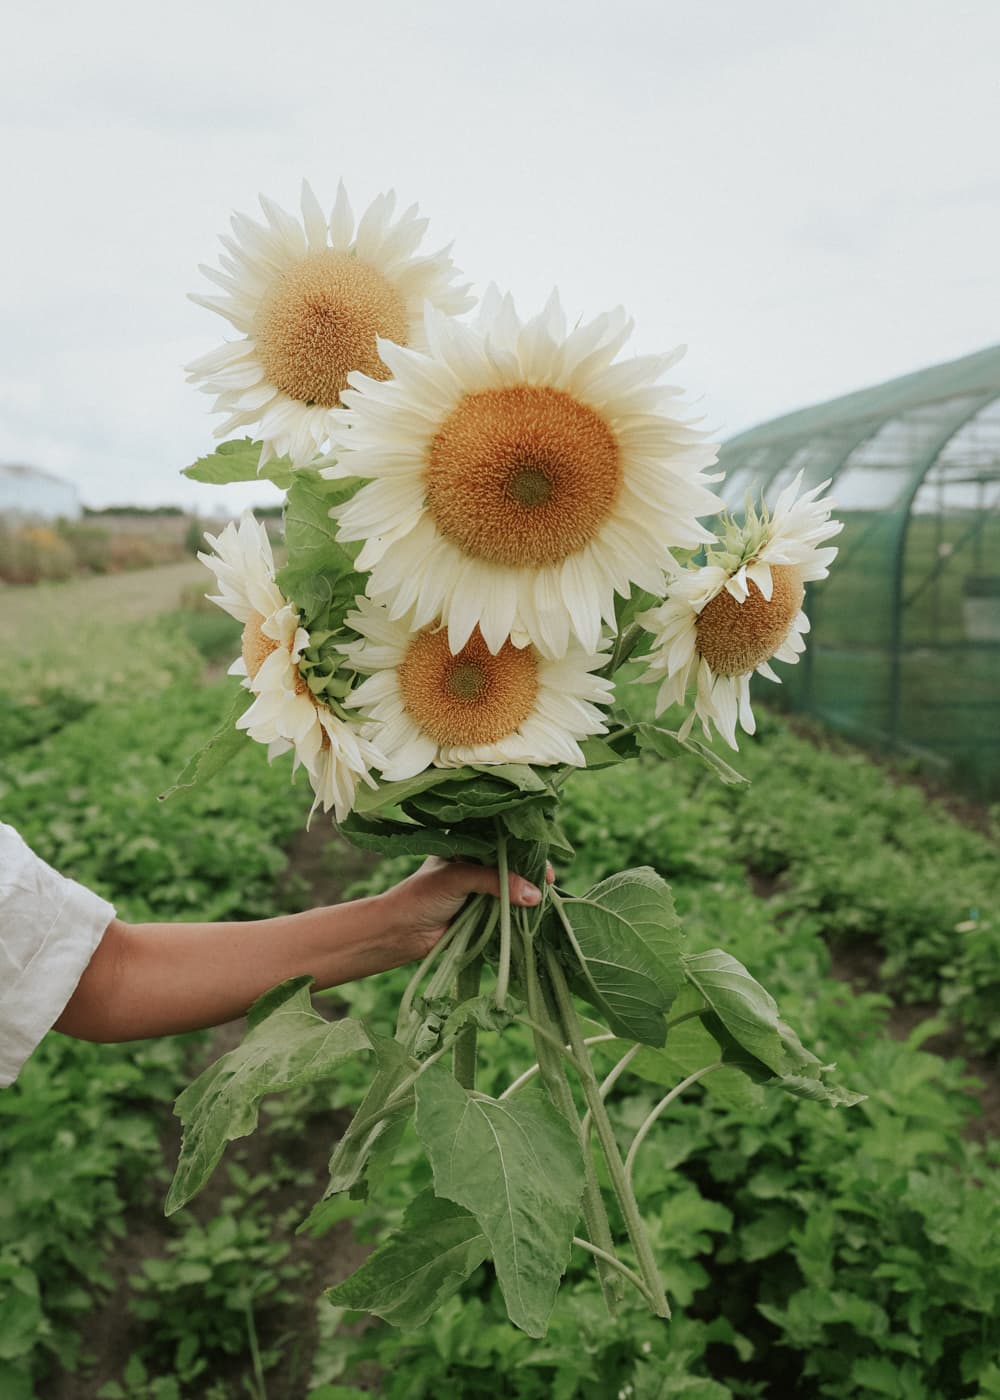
[340,597,614,781]
[322,290,723,659]
[637,474,842,749]
[187,181,473,469]
[199,513,381,819]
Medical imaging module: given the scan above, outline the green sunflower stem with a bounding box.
[543,946,671,1319]
[453,953,483,1091]
[493,823,513,1010]
[609,621,646,674]
[458,901,500,969]
[396,896,483,1042]
[517,907,623,1314]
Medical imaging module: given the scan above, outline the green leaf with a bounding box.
[499,802,549,844]
[850,1357,922,1399]
[637,723,749,786]
[247,973,313,1029]
[702,1011,865,1106]
[681,949,787,1074]
[326,1190,489,1327]
[166,980,370,1214]
[505,832,556,893]
[681,954,866,1106]
[576,735,639,769]
[158,686,253,801]
[0,1265,41,1362]
[277,472,366,624]
[182,437,296,489]
[303,1034,414,1222]
[338,812,496,861]
[353,767,479,816]
[557,868,686,1046]
[413,1066,584,1337]
[775,1073,867,1108]
[405,779,547,825]
[442,994,523,1040]
[468,764,551,793]
[597,986,765,1112]
[615,585,662,635]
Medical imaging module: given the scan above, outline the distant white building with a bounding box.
[0,464,82,521]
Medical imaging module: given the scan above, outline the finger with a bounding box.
[443,862,542,907]
[545,862,555,884]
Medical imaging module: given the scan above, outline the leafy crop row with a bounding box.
[0,613,311,1395]
[323,817,1000,1398]
[559,691,1000,1053]
[3,602,998,1396]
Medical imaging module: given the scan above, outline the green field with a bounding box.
[2,566,999,1399]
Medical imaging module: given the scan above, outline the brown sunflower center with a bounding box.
[425,385,621,568]
[397,627,539,746]
[253,249,409,408]
[695,564,805,677]
[242,609,313,697]
[241,610,278,679]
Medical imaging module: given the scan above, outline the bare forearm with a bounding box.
[53,857,545,1046]
[56,896,408,1042]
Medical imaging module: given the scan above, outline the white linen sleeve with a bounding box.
[0,821,116,1087]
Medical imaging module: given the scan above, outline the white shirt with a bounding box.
[0,822,115,1087]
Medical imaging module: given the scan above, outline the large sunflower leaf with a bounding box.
[182,437,296,489]
[594,986,765,1112]
[681,949,787,1073]
[414,1067,583,1338]
[699,1008,866,1107]
[557,867,686,1046]
[166,979,370,1214]
[326,1190,489,1327]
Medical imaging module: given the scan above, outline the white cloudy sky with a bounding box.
[1,0,997,514]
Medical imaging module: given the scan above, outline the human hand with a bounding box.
[379,857,555,961]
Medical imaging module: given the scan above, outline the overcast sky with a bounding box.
[1,0,997,514]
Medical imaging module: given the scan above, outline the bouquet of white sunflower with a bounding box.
[165,181,857,1337]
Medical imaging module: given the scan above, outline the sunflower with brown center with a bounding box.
[637,475,841,749]
[198,512,381,819]
[341,598,614,781]
[186,180,472,469]
[323,289,723,659]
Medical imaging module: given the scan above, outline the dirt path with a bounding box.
[0,558,207,649]
[827,941,1000,1142]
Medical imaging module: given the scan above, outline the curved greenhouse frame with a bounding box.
[718,345,1000,795]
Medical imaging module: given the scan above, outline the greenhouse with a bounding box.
[718,344,1000,796]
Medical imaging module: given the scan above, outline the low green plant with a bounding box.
[128,1195,305,1386]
